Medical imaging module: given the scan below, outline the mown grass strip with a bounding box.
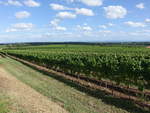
[0,94,10,113]
[1,57,149,113]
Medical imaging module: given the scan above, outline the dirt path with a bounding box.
[0,66,68,113]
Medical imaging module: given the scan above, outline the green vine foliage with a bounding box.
[4,46,150,91]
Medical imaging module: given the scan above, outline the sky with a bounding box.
[0,0,150,43]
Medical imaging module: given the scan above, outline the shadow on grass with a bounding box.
[20,61,149,113]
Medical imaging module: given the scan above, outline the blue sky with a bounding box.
[0,0,150,43]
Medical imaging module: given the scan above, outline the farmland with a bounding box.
[3,45,150,90]
[1,44,150,112]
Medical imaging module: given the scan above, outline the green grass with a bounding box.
[0,60,10,113]
[0,94,27,113]
[0,57,149,113]
[0,94,10,113]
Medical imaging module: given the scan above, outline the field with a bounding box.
[0,44,150,112]
[3,45,150,90]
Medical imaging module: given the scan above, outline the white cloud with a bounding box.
[128,31,150,37]
[50,19,60,26]
[99,25,107,29]
[80,0,103,6]
[77,25,92,31]
[82,26,92,31]
[125,21,146,27]
[104,6,127,19]
[57,12,76,19]
[15,11,31,19]
[6,28,17,32]
[99,23,114,29]
[75,8,94,16]
[50,3,69,10]
[0,0,22,6]
[50,19,66,31]
[66,0,74,3]
[55,26,66,31]
[50,4,94,16]
[0,0,40,7]
[145,18,150,23]
[12,23,34,30]
[24,0,40,7]
[6,23,34,32]
[8,0,22,6]
[136,3,144,9]
[99,30,112,33]
[108,23,114,26]
[142,29,150,33]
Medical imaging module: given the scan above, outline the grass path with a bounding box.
[0,93,10,113]
[0,59,68,113]
[0,57,148,113]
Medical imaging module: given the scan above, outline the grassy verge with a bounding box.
[0,94,10,113]
[0,58,10,113]
[0,57,149,113]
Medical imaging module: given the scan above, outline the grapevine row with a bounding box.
[4,49,150,91]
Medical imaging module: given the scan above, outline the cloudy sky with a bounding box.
[0,0,150,43]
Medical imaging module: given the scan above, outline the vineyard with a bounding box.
[2,44,150,108]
